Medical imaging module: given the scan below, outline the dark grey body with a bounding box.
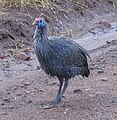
[33,24,90,103]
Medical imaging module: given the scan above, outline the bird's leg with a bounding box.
[62,78,69,96]
[55,79,63,103]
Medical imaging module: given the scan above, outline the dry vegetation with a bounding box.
[0,0,95,8]
[0,0,116,49]
[0,0,115,8]
[0,0,116,22]
[0,0,91,20]
[0,0,115,12]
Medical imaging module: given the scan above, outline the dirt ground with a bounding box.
[0,1,117,120]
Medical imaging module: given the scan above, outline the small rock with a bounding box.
[111,55,117,58]
[85,88,90,91]
[39,89,43,92]
[108,48,113,52]
[23,82,31,86]
[43,105,51,109]
[113,73,117,76]
[16,93,22,96]
[98,69,104,74]
[99,19,111,29]
[101,78,107,81]
[3,98,10,103]
[107,40,117,45]
[9,105,14,109]
[89,94,95,97]
[106,41,111,44]
[95,109,98,112]
[64,111,67,114]
[25,91,30,94]
[1,102,5,105]
[111,40,117,44]
[27,100,32,104]
[99,56,104,59]
[92,63,96,66]
[6,92,10,95]
[44,79,48,83]
[12,86,18,90]
[1,112,7,115]
[65,108,69,111]
[19,84,25,88]
[73,89,82,94]
[14,97,17,100]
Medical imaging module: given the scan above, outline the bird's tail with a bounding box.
[70,66,90,78]
[82,67,90,77]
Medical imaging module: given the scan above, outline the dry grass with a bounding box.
[0,0,116,36]
[0,0,98,9]
[0,0,115,8]
[0,0,34,8]
[0,0,116,26]
[0,0,115,17]
[0,0,86,20]
[0,1,115,15]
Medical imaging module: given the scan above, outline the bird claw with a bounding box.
[55,94,62,104]
[55,98,61,104]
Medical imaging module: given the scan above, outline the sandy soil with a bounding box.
[0,39,117,120]
[0,1,117,120]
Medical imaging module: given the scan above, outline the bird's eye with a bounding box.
[40,20,42,22]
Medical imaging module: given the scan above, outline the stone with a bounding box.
[98,69,104,74]
[1,102,5,105]
[101,78,107,81]
[73,89,82,94]
[43,105,51,109]
[99,19,111,29]
[27,100,32,104]
[23,82,31,86]
[16,93,22,96]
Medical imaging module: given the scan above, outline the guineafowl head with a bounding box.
[33,17,47,38]
[33,17,46,29]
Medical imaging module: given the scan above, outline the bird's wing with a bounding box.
[48,36,90,67]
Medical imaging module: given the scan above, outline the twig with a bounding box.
[48,2,63,25]
[68,0,88,9]
[8,37,18,50]
[50,1,69,13]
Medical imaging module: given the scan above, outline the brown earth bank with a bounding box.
[0,0,117,49]
[0,0,117,120]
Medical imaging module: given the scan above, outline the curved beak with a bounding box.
[32,20,37,25]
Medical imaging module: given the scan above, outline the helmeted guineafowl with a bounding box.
[33,17,91,103]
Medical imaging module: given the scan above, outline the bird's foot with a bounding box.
[55,93,62,104]
[45,101,58,108]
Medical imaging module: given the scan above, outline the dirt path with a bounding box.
[0,2,117,119]
[0,32,117,120]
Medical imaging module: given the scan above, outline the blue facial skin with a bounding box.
[38,20,46,29]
